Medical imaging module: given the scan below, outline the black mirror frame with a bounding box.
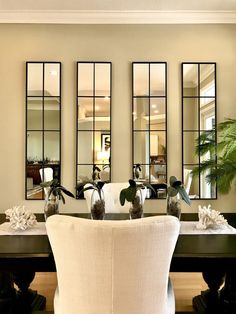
[132,62,168,199]
[181,62,217,200]
[76,61,112,199]
[25,61,61,200]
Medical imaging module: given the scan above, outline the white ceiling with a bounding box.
[0,0,236,23]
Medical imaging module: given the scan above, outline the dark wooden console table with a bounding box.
[0,213,236,313]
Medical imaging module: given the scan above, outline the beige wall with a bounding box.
[0,24,235,213]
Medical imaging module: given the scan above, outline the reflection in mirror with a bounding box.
[132,62,167,199]
[182,62,216,199]
[76,62,112,198]
[26,62,61,200]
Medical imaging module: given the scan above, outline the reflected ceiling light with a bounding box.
[151,104,157,108]
[50,70,57,76]
[104,96,109,100]
[95,105,100,110]
[132,111,136,115]
[154,110,159,113]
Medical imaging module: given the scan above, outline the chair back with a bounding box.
[46,215,180,314]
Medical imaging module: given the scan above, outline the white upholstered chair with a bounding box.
[46,215,180,314]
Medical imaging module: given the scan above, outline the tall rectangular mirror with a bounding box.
[76,62,112,198]
[26,62,61,200]
[132,62,167,199]
[182,62,217,199]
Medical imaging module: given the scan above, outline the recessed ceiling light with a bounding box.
[95,105,100,110]
[50,70,57,76]
[104,96,109,100]
[154,110,159,113]
[133,111,136,115]
[152,104,157,108]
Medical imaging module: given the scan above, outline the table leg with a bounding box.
[13,271,46,313]
[192,270,225,313]
[220,271,236,312]
[0,271,16,313]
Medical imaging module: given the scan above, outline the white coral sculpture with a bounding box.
[5,206,37,230]
[196,205,228,230]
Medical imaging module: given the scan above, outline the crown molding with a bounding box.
[0,10,236,24]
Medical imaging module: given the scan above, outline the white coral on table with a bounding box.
[5,206,37,230]
[196,205,228,230]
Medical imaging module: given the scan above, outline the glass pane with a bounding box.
[151,164,166,183]
[183,166,199,199]
[77,165,93,183]
[44,98,60,130]
[199,131,216,164]
[134,131,149,164]
[27,131,43,163]
[200,98,215,130]
[133,64,149,96]
[200,170,216,199]
[77,131,93,164]
[78,97,93,130]
[150,98,166,130]
[27,98,43,130]
[78,63,94,96]
[27,63,43,96]
[44,132,60,163]
[200,64,215,97]
[26,163,43,199]
[183,64,198,97]
[95,132,110,167]
[95,64,110,96]
[150,131,166,159]
[133,98,149,130]
[99,164,110,182]
[95,97,110,131]
[44,63,60,96]
[150,63,165,96]
[183,132,199,164]
[183,98,198,131]
[133,164,149,181]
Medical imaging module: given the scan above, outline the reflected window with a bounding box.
[76,62,112,198]
[26,62,61,200]
[132,62,167,199]
[182,62,217,199]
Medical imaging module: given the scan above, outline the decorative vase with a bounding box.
[44,195,59,221]
[166,194,181,219]
[129,189,143,219]
[91,190,105,220]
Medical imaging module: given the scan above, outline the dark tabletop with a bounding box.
[0,213,236,272]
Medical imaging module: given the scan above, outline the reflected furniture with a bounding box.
[132,62,167,198]
[1,213,236,313]
[182,62,216,200]
[26,62,61,200]
[76,62,112,195]
[46,215,179,314]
